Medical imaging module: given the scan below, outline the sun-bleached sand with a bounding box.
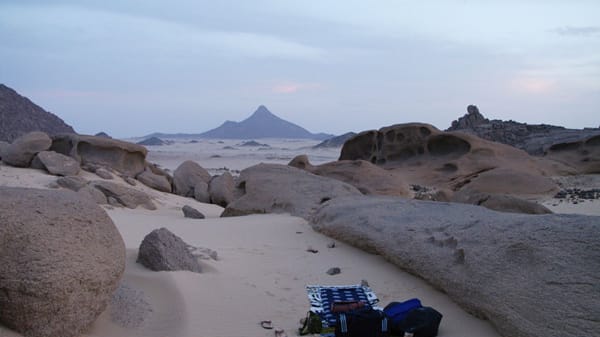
[0,161,502,337]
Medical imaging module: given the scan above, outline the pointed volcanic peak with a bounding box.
[0,84,76,142]
[198,105,332,140]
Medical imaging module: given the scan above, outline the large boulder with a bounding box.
[221,163,361,219]
[289,155,410,197]
[209,171,235,207]
[50,133,147,177]
[33,150,81,176]
[92,181,156,210]
[136,166,172,193]
[0,187,125,337]
[311,196,600,337]
[136,228,202,273]
[2,131,52,167]
[172,160,211,197]
[340,123,560,198]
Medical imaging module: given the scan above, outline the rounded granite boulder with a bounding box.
[0,187,126,337]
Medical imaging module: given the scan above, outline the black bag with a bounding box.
[391,306,443,337]
[334,307,389,337]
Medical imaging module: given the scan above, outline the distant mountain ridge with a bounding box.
[0,84,76,142]
[145,105,333,140]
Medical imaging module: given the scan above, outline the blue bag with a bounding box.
[383,298,422,325]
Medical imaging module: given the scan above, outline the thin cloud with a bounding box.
[554,26,600,37]
[271,82,323,94]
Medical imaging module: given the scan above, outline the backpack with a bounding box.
[384,298,422,325]
[334,306,389,337]
[390,306,443,337]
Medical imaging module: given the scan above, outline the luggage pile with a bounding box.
[301,285,442,337]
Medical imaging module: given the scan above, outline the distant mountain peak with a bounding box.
[250,105,274,118]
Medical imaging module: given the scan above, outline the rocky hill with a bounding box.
[145,105,332,140]
[447,105,600,155]
[198,105,331,140]
[0,84,75,142]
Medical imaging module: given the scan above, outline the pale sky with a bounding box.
[1,0,599,138]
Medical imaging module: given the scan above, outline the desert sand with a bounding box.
[2,137,597,337]
[0,160,501,337]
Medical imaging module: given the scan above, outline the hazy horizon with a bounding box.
[1,1,598,138]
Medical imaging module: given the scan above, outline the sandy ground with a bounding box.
[2,146,598,337]
[0,162,501,337]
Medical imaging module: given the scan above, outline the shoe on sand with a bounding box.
[260,320,273,329]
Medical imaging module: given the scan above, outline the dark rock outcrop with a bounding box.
[0,84,75,142]
[136,228,202,273]
[94,132,111,138]
[50,134,147,177]
[447,105,600,157]
[137,137,166,146]
[221,163,361,219]
[172,160,211,197]
[33,150,80,176]
[182,205,205,219]
[0,187,125,337]
[2,131,52,167]
[313,132,357,148]
[312,195,600,337]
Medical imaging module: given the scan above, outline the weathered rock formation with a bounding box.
[542,133,600,174]
[339,123,561,199]
[0,187,125,337]
[2,131,52,167]
[137,228,202,273]
[221,163,361,219]
[289,155,410,197]
[50,134,147,177]
[312,195,600,337]
[172,160,212,197]
[0,84,75,142]
[447,105,600,158]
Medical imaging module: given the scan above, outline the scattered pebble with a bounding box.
[306,246,319,254]
[326,267,341,275]
[327,241,336,248]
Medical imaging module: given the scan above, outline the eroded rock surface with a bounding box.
[312,195,600,337]
[172,160,211,197]
[50,134,147,177]
[339,123,560,199]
